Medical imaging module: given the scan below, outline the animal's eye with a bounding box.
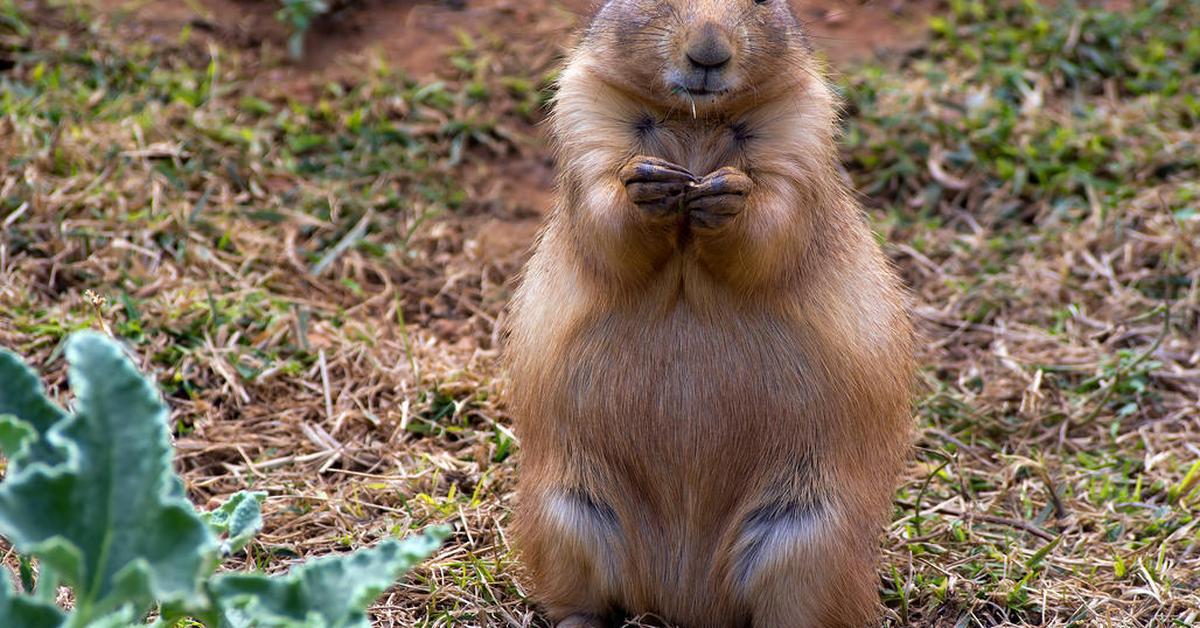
[754,0,770,4]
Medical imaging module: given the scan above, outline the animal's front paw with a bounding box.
[685,166,753,231]
[619,155,698,219]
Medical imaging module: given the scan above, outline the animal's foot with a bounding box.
[685,166,752,230]
[620,155,698,219]
[556,613,606,628]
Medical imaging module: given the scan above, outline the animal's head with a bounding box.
[583,0,813,113]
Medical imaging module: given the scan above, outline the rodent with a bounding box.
[504,1,915,626]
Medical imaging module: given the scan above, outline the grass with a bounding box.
[2,0,1198,625]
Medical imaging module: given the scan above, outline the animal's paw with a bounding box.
[556,614,606,628]
[685,166,753,231]
[619,155,698,219]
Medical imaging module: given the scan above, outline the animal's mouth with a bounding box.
[667,70,737,104]
[669,83,734,116]
[670,81,732,100]
[680,86,725,97]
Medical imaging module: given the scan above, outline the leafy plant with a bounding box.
[0,332,449,627]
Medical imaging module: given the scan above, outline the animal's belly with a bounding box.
[555,300,822,489]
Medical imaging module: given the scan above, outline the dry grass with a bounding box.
[1,0,1198,626]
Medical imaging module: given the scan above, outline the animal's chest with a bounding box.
[633,116,754,177]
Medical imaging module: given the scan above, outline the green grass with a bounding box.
[844,2,1199,624]
[2,0,1198,625]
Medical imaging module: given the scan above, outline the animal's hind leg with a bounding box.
[732,504,880,628]
[513,487,623,625]
[746,547,877,628]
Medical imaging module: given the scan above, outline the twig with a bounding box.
[318,350,334,423]
[935,506,1057,542]
[309,211,373,276]
[913,455,953,537]
[1038,465,1069,521]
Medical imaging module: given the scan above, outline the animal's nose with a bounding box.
[686,23,733,70]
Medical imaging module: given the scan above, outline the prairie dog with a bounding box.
[505,1,914,626]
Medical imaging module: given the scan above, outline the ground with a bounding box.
[1,0,1198,626]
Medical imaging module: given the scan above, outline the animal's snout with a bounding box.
[686,23,733,70]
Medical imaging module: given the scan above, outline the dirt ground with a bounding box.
[100,0,937,73]
[89,0,940,318]
[8,0,1197,625]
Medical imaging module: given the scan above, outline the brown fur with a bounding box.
[505,1,915,626]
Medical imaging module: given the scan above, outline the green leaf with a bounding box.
[0,415,37,461]
[210,526,451,628]
[84,606,139,628]
[203,491,266,555]
[0,332,217,620]
[0,348,69,470]
[1170,458,1200,504]
[18,555,36,595]
[0,569,65,628]
[1024,534,1062,572]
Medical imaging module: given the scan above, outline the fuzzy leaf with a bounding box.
[0,570,65,628]
[79,606,139,628]
[0,332,217,620]
[0,348,68,470]
[203,491,266,555]
[0,415,36,461]
[210,525,450,628]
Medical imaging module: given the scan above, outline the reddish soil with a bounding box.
[90,0,937,80]
[798,0,935,62]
